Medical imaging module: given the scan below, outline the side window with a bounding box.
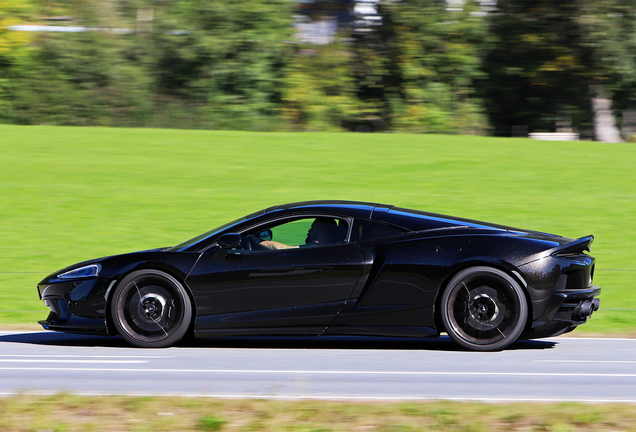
[351,219,405,242]
[270,219,315,246]
[237,217,349,252]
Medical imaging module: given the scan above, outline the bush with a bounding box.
[198,415,226,431]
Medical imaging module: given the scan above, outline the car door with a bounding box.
[186,216,366,336]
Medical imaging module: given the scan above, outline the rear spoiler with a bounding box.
[549,235,594,256]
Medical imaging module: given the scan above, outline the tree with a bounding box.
[150,0,296,130]
[0,0,35,121]
[354,0,489,134]
[576,0,636,137]
[281,39,360,131]
[481,0,636,140]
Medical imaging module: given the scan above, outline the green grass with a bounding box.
[0,124,634,333]
[1,395,636,431]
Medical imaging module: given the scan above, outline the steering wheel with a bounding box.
[242,234,265,251]
[241,230,273,251]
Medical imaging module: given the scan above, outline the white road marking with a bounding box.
[1,391,636,403]
[0,359,147,364]
[0,331,46,335]
[1,367,636,377]
[0,355,171,359]
[537,360,636,364]
[553,337,636,341]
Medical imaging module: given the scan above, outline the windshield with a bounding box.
[169,209,265,251]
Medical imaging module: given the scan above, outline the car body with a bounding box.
[37,201,601,351]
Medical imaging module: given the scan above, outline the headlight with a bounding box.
[58,264,101,279]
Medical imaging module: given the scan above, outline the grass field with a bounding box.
[0,124,634,333]
[2,395,636,431]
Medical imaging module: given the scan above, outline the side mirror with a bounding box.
[212,233,241,261]
[217,233,241,249]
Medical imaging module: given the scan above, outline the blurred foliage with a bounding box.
[150,0,295,131]
[0,0,35,120]
[576,0,636,126]
[359,0,489,134]
[481,0,636,136]
[2,395,636,431]
[8,30,152,126]
[1,0,154,126]
[2,0,636,134]
[0,0,34,62]
[0,0,490,132]
[197,415,227,431]
[0,0,297,129]
[282,39,360,131]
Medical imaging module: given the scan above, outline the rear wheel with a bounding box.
[440,266,528,351]
[111,270,192,348]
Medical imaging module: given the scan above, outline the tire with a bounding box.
[440,266,528,351]
[111,270,192,348]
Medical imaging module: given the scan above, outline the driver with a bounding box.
[259,218,338,250]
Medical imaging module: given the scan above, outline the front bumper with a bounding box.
[37,278,110,335]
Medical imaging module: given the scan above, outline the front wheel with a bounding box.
[440,267,528,351]
[111,270,192,348]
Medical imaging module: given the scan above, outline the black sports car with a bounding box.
[37,201,600,351]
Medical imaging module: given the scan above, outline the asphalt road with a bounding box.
[1,331,635,402]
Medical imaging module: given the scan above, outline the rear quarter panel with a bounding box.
[353,232,566,328]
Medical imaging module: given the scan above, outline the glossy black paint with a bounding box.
[37,200,601,347]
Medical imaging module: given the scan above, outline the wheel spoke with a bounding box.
[149,314,169,337]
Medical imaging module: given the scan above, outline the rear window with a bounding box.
[351,219,405,242]
[374,208,469,231]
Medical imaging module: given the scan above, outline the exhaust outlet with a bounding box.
[578,301,594,319]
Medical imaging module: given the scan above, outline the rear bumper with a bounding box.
[522,286,601,339]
